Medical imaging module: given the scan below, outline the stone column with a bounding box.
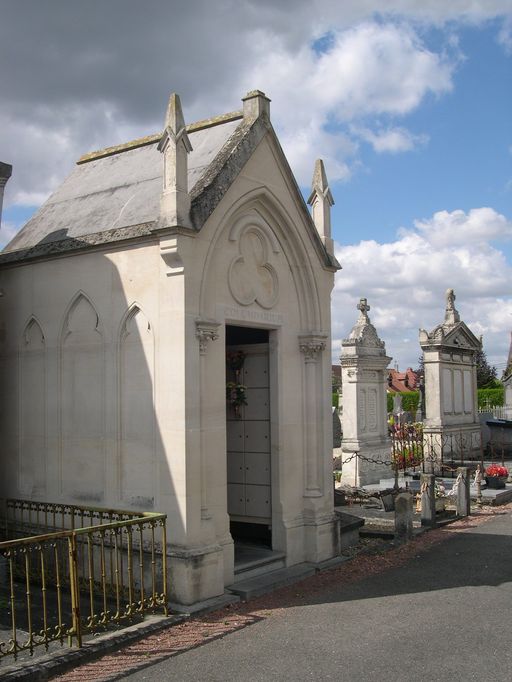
[299,334,327,496]
[195,319,221,520]
[340,298,391,486]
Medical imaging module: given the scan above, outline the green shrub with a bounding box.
[477,387,504,408]
[332,392,339,408]
[387,391,419,414]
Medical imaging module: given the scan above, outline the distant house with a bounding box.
[387,367,419,393]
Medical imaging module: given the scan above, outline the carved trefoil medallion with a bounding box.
[228,227,279,309]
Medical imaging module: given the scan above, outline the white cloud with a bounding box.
[245,21,456,184]
[351,125,429,153]
[412,207,512,246]
[333,207,512,369]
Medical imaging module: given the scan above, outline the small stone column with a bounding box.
[456,467,471,517]
[340,298,391,486]
[299,334,327,496]
[419,289,482,472]
[195,319,221,521]
[395,493,413,542]
[420,473,436,527]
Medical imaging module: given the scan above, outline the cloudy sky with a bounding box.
[1,1,511,371]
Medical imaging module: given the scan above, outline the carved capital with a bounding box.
[195,319,221,355]
[299,334,327,363]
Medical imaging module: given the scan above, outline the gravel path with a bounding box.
[52,504,512,681]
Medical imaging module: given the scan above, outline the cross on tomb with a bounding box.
[357,298,370,318]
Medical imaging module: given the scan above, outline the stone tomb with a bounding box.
[0,91,340,605]
[419,289,481,469]
[340,299,391,486]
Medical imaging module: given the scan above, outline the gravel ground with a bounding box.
[50,503,510,682]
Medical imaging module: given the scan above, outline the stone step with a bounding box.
[233,551,286,583]
[227,563,315,600]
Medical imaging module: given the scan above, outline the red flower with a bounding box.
[485,465,508,478]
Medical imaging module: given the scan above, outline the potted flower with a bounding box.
[485,464,509,489]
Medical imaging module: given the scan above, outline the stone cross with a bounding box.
[357,298,370,319]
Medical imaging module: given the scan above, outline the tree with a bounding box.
[414,354,424,378]
[475,348,499,388]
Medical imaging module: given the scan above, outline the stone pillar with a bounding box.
[0,162,13,230]
[195,319,221,520]
[340,298,391,486]
[456,467,471,517]
[395,492,413,542]
[299,334,327,496]
[420,473,436,527]
[419,289,482,472]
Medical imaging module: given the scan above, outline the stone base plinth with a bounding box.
[341,446,391,486]
[169,542,225,606]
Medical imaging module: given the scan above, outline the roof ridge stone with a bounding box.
[77,110,244,165]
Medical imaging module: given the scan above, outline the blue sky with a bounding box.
[1,2,511,371]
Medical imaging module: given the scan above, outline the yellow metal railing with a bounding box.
[0,498,168,663]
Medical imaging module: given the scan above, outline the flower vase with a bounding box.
[485,476,506,490]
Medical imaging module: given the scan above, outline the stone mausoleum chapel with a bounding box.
[0,91,341,604]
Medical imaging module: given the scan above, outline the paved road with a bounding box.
[124,511,512,682]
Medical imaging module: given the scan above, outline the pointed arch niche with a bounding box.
[118,305,156,507]
[19,317,46,496]
[60,293,105,500]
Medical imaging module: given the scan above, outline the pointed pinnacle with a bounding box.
[312,159,329,192]
[164,93,186,136]
[307,158,334,206]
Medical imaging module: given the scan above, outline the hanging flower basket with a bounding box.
[226,381,248,418]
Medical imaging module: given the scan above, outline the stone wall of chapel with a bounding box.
[0,242,172,513]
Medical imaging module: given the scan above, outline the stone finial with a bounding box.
[158,93,193,228]
[343,297,385,350]
[242,90,271,123]
[0,162,13,230]
[307,159,334,255]
[444,288,460,327]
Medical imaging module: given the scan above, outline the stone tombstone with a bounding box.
[420,473,436,527]
[394,492,413,542]
[392,393,402,416]
[419,289,482,471]
[340,298,391,486]
[455,467,471,518]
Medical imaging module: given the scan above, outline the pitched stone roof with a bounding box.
[0,93,339,272]
[3,112,243,257]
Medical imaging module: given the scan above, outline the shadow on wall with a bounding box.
[0,227,184,542]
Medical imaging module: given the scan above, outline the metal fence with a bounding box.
[0,499,167,663]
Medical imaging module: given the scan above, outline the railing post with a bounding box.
[161,519,168,616]
[68,533,82,647]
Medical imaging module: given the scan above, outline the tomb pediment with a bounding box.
[420,320,480,351]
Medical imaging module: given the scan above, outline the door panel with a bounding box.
[226,343,271,524]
